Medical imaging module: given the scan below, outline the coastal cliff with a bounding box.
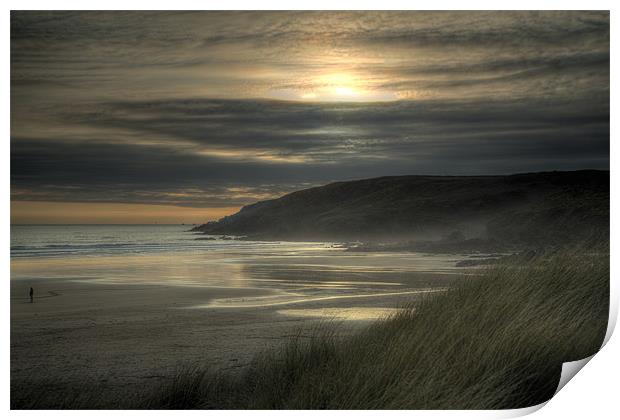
[193,170,609,247]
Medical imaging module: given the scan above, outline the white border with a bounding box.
[3,2,617,419]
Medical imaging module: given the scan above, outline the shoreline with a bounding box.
[11,258,459,406]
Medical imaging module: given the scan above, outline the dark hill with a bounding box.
[193,170,609,246]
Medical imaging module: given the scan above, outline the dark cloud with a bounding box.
[10,11,609,209]
[11,96,609,206]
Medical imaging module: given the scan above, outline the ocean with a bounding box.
[10,224,323,258]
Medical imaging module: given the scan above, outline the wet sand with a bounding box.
[11,279,451,405]
[11,249,467,406]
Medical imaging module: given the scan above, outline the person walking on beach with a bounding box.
[29,287,33,303]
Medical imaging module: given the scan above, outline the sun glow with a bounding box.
[267,73,398,102]
[334,86,355,95]
[299,72,397,102]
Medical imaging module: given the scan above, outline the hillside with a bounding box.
[193,170,609,247]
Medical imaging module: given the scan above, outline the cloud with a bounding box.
[11,11,609,100]
[10,11,609,209]
[11,95,609,206]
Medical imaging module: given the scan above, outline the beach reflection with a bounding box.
[11,242,467,320]
[200,288,444,309]
[278,307,398,321]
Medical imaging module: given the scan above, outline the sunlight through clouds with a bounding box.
[10,11,609,222]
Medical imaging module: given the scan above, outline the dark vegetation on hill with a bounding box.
[193,170,609,248]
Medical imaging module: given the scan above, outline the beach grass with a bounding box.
[138,249,609,409]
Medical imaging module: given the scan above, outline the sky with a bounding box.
[10,11,610,224]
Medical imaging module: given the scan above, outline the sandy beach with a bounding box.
[12,279,329,403]
[10,238,465,407]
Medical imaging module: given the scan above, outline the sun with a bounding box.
[266,72,398,102]
[334,86,355,96]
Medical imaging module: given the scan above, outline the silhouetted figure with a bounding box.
[29,287,33,303]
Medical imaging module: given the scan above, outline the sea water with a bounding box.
[11,224,465,308]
